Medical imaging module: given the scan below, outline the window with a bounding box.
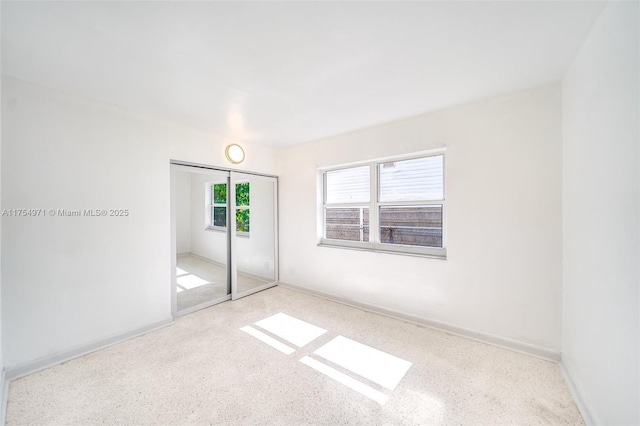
[321,152,445,257]
[208,182,250,235]
[324,165,370,242]
[211,183,227,228]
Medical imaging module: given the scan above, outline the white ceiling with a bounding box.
[2,1,605,148]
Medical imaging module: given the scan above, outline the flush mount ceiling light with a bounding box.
[225,144,245,164]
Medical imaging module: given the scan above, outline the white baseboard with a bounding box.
[560,360,598,426]
[184,252,225,267]
[185,252,273,283]
[4,318,173,382]
[278,281,561,362]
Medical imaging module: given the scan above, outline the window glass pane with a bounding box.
[379,156,443,202]
[236,208,250,233]
[380,206,442,248]
[325,166,370,204]
[213,183,227,204]
[325,208,369,242]
[213,206,227,227]
[236,182,250,206]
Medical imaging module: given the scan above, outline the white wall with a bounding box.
[562,2,639,424]
[174,170,192,255]
[279,84,563,352]
[0,76,279,368]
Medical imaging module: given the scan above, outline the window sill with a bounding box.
[317,241,447,260]
[205,227,250,238]
[206,226,226,233]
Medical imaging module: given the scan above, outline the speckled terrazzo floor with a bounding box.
[6,286,583,425]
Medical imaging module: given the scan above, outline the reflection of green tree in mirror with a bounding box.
[236,182,250,233]
[213,183,227,204]
[236,182,250,206]
[236,209,250,233]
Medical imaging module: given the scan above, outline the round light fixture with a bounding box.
[225,144,245,164]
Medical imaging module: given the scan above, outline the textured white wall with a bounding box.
[562,2,639,424]
[0,77,279,368]
[279,84,563,352]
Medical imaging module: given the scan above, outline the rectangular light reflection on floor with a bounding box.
[300,356,389,405]
[176,274,210,290]
[314,336,412,390]
[176,267,189,277]
[254,313,327,347]
[240,326,295,355]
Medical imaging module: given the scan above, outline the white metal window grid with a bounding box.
[206,181,250,237]
[321,152,446,258]
[209,182,226,231]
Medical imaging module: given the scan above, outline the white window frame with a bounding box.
[319,150,446,258]
[207,181,227,231]
[206,181,250,238]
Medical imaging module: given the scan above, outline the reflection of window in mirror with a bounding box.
[211,182,227,229]
[206,182,250,236]
[235,182,250,234]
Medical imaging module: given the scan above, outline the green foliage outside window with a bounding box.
[235,182,250,233]
[213,183,227,204]
[236,208,250,233]
[236,182,250,206]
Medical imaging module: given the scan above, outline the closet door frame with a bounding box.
[170,160,278,318]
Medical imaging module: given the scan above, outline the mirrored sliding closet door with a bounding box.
[171,163,278,316]
[230,171,278,300]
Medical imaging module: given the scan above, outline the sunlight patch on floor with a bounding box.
[254,313,327,347]
[177,274,210,290]
[240,326,296,355]
[314,335,412,391]
[240,312,413,405]
[300,356,389,404]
